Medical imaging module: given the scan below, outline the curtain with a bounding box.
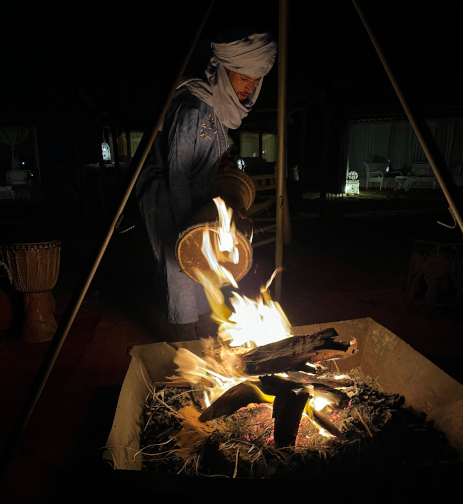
[436,119,463,173]
[0,127,29,170]
[348,119,463,177]
[347,123,391,177]
[411,120,437,164]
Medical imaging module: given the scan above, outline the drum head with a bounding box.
[176,223,252,285]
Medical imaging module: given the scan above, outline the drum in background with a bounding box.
[0,241,61,343]
[0,241,61,293]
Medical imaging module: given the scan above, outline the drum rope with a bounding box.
[0,249,14,286]
[0,243,61,293]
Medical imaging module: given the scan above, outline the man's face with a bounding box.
[226,69,261,102]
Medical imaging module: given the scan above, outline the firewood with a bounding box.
[260,374,349,408]
[198,382,263,422]
[154,381,191,388]
[312,409,346,440]
[259,375,347,443]
[240,328,355,375]
[287,371,354,389]
[272,389,311,446]
[256,374,310,446]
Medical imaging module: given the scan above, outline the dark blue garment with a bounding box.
[136,87,229,324]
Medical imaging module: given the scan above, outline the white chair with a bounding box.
[364,163,387,190]
[364,162,402,190]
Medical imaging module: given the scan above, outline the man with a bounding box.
[136,30,277,341]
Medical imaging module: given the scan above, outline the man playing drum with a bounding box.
[136,29,277,341]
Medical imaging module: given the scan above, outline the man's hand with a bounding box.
[218,156,237,174]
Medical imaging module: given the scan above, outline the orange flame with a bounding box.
[177,198,293,404]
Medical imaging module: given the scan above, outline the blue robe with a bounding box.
[136,87,229,324]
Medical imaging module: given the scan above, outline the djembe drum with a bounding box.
[176,168,255,285]
[0,241,61,342]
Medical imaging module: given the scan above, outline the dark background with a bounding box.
[2,1,461,137]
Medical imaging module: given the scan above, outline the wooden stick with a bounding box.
[198,382,263,422]
[273,389,310,446]
[355,407,373,438]
[240,328,356,375]
[287,371,354,389]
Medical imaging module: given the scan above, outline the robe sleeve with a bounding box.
[167,103,199,227]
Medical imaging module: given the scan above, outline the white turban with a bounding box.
[211,32,277,78]
[179,32,277,130]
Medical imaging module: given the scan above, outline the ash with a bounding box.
[139,370,458,478]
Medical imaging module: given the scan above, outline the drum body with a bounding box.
[176,168,255,286]
[0,241,61,293]
[214,168,256,211]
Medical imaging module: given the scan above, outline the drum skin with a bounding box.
[176,223,252,285]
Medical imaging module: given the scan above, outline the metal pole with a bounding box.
[0,0,214,480]
[275,0,288,302]
[111,124,121,185]
[353,0,463,234]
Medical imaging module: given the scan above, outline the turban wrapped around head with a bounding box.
[179,31,277,130]
[211,32,277,78]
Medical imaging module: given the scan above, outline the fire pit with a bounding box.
[103,199,462,496]
[104,318,463,484]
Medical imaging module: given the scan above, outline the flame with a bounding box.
[194,197,292,349]
[174,346,246,403]
[213,197,240,264]
[177,198,294,406]
[218,291,291,348]
[318,428,335,438]
[312,396,331,412]
[203,391,211,409]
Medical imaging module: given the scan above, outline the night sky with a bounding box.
[3,1,461,118]
[1,0,461,170]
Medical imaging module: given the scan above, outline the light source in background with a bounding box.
[101,129,111,162]
[346,170,360,195]
[101,141,111,162]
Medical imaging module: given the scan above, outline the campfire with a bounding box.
[129,199,459,478]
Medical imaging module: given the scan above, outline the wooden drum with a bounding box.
[0,241,61,293]
[176,223,252,285]
[176,168,255,285]
[214,167,256,211]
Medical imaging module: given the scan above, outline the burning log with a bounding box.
[287,371,354,389]
[273,389,310,446]
[259,375,349,409]
[199,382,266,422]
[239,328,356,375]
[260,375,346,443]
[257,375,311,447]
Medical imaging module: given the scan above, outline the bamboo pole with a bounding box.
[275,0,289,302]
[353,0,463,234]
[0,0,215,480]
